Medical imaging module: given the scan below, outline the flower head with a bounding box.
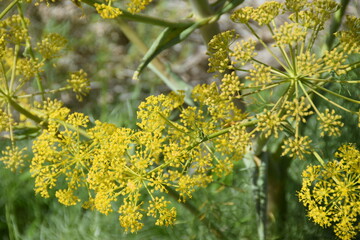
[94,3,122,19]
[299,144,360,240]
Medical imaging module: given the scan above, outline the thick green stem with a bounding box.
[7,97,43,125]
[189,0,221,44]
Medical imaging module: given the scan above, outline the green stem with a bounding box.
[157,112,186,133]
[82,0,193,28]
[114,18,193,104]
[246,23,290,72]
[7,96,43,125]
[298,81,322,118]
[303,82,355,113]
[325,0,350,50]
[17,3,45,100]
[9,45,19,94]
[0,0,19,20]
[187,119,259,151]
[55,119,92,139]
[189,0,221,44]
[16,86,71,98]
[306,81,360,105]
[312,151,340,184]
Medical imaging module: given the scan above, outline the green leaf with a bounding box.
[133,21,201,80]
[12,126,41,140]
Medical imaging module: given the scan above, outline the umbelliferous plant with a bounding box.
[0,0,359,239]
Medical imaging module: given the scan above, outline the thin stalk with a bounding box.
[186,119,259,151]
[16,86,71,98]
[246,23,290,72]
[305,81,360,105]
[307,26,321,52]
[54,120,92,139]
[298,81,322,118]
[240,82,284,98]
[81,0,194,28]
[9,45,19,94]
[0,61,9,92]
[271,81,294,113]
[17,3,45,100]
[312,151,340,184]
[251,58,290,78]
[304,79,360,84]
[7,103,15,145]
[157,112,186,134]
[114,18,193,104]
[303,83,355,113]
[0,0,19,20]
[267,24,293,70]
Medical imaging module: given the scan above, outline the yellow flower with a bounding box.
[67,69,90,101]
[127,0,153,14]
[252,1,283,26]
[317,109,344,137]
[281,136,312,160]
[257,109,286,138]
[273,22,306,46]
[207,30,239,75]
[0,15,30,44]
[0,146,26,172]
[36,33,67,59]
[299,144,360,240]
[94,3,122,19]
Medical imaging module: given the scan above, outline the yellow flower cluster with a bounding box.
[206,0,360,160]
[230,1,282,25]
[289,0,339,30]
[256,109,286,138]
[0,146,26,172]
[0,15,30,44]
[127,0,153,14]
[0,109,13,131]
[207,30,239,75]
[246,63,273,87]
[284,97,313,123]
[16,58,44,81]
[273,22,307,46]
[229,39,257,67]
[281,136,312,160]
[29,72,249,231]
[66,69,91,101]
[317,109,344,137]
[36,33,67,59]
[299,144,360,240]
[94,3,122,19]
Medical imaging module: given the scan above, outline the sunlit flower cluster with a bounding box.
[207,0,360,161]
[0,0,359,238]
[299,144,360,240]
[36,33,67,59]
[29,73,249,231]
[94,3,122,19]
[66,69,90,101]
